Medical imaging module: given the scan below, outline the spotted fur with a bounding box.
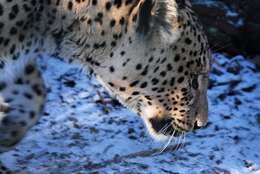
[0,0,210,172]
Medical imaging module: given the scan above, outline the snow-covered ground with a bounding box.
[0,54,259,174]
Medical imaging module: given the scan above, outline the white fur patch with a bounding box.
[160,29,181,45]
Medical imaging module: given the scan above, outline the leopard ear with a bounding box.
[136,0,181,42]
[136,0,155,35]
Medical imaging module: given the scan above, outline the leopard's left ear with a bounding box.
[136,0,181,42]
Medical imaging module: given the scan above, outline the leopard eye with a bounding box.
[191,74,199,89]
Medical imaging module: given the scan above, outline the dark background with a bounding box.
[192,0,260,65]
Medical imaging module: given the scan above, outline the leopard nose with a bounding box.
[193,121,203,130]
[195,112,208,128]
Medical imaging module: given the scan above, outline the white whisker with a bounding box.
[177,132,185,152]
[159,123,171,134]
[172,132,182,152]
[181,132,186,150]
[157,129,175,154]
[177,132,186,152]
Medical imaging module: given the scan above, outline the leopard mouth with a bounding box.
[149,118,183,137]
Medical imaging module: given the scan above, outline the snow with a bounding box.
[0,53,260,174]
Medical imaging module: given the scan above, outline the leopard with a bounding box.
[0,0,211,172]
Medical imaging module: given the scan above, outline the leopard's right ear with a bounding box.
[136,0,155,35]
[136,0,181,43]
